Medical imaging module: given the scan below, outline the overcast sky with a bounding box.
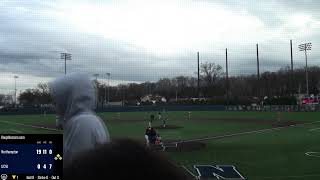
[0,0,319,94]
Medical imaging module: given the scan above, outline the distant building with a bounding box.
[140,94,167,104]
[3,95,14,105]
[140,94,152,102]
[108,101,123,106]
[169,97,207,103]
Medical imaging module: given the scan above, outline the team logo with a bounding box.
[189,165,246,179]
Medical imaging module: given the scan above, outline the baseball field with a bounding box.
[0,111,319,179]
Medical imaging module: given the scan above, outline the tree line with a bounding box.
[16,62,320,106]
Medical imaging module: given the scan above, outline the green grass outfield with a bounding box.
[0,111,319,179]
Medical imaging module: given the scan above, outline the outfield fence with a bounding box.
[226,104,320,112]
[1,104,320,115]
[0,105,225,115]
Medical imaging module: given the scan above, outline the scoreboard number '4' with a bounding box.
[37,164,52,170]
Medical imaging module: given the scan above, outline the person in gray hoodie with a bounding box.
[49,72,110,167]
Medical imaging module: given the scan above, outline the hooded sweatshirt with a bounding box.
[49,73,110,167]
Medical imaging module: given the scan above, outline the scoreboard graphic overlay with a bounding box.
[0,134,63,180]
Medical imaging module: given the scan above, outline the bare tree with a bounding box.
[199,62,224,97]
[0,94,5,105]
[200,62,224,86]
[37,83,49,94]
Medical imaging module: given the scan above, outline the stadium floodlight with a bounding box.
[299,42,312,95]
[256,44,260,80]
[14,75,19,104]
[60,53,72,75]
[225,48,229,106]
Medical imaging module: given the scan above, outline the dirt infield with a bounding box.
[151,141,206,152]
[175,141,206,152]
[30,122,57,129]
[271,121,301,127]
[153,125,183,129]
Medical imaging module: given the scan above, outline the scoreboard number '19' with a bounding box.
[36,149,53,155]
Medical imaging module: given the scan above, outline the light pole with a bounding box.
[175,83,178,102]
[104,79,107,106]
[256,43,260,98]
[225,48,229,106]
[197,52,200,98]
[14,75,19,105]
[290,40,294,96]
[256,44,260,80]
[60,53,72,75]
[299,42,312,95]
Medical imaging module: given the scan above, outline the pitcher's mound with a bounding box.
[271,121,301,127]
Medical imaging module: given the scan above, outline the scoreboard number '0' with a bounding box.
[37,164,52,170]
[36,149,53,155]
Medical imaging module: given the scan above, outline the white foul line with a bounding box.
[305,152,320,158]
[181,165,199,179]
[0,120,61,132]
[309,127,320,132]
[9,129,23,133]
[170,120,320,144]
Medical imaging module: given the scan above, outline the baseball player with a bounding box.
[145,126,151,146]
